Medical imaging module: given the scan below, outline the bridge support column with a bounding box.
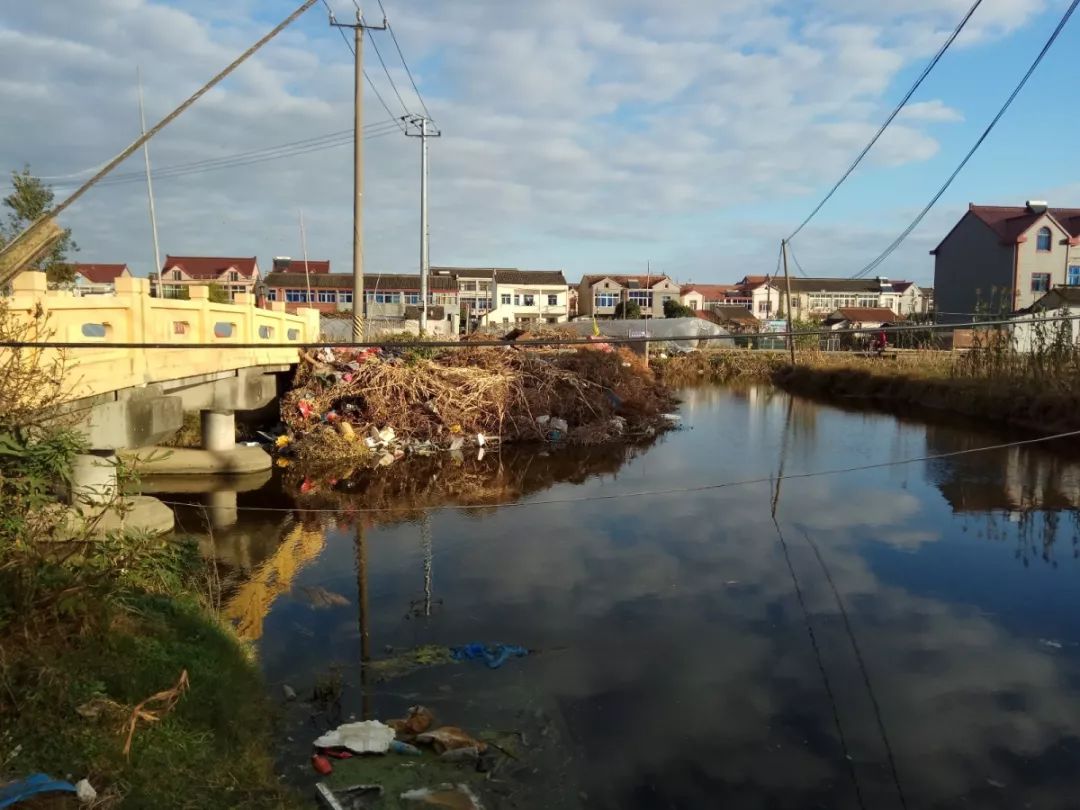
[70,451,119,505]
[201,409,236,452]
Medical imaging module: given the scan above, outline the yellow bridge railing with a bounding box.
[4,272,321,403]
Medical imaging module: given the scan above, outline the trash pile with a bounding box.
[311,706,501,810]
[277,343,677,470]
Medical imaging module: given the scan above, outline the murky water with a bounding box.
[162,385,1080,809]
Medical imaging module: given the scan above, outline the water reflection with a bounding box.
[162,386,1080,808]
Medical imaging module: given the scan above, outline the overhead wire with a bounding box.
[848,0,1080,279]
[376,0,433,119]
[785,0,985,242]
[788,243,809,278]
[360,11,412,117]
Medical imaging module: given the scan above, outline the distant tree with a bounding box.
[613,300,641,319]
[0,167,78,284]
[663,299,696,318]
[207,284,231,304]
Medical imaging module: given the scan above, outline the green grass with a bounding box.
[1,593,301,809]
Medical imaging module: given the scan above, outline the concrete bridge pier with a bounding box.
[201,409,237,452]
[66,450,175,536]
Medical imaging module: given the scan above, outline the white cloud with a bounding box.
[0,0,1049,283]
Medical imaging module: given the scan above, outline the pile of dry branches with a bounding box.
[280,345,676,452]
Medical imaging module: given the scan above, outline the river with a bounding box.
[159,385,1080,809]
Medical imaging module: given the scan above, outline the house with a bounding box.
[271,256,331,274]
[681,278,781,317]
[432,267,570,328]
[72,263,130,295]
[263,272,458,322]
[784,276,917,319]
[1011,286,1080,352]
[824,307,900,330]
[154,256,261,301]
[578,274,682,319]
[932,201,1080,323]
[696,306,760,333]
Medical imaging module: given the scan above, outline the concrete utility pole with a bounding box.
[781,239,796,364]
[137,67,162,287]
[330,8,386,341]
[404,115,441,333]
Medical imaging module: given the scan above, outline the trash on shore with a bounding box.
[0,774,77,806]
[387,705,436,740]
[75,778,96,805]
[315,781,383,810]
[277,343,677,470]
[314,720,397,754]
[415,727,487,755]
[400,783,484,809]
[450,643,529,669]
[282,684,297,701]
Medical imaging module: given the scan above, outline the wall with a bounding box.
[934,212,1014,324]
[1015,219,1073,311]
[483,284,569,325]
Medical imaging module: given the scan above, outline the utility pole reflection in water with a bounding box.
[421,513,433,618]
[355,520,372,720]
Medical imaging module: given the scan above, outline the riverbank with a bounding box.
[0,485,300,808]
[657,350,1080,436]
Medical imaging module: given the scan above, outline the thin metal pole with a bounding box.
[419,119,429,333]
[782,239,796,364]
[300,209,312,306]
[352,22,365,341]
[137,67,161,285]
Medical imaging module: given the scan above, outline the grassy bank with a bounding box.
[657,347,1080,436]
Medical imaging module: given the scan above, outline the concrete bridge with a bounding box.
[5,272,321,532]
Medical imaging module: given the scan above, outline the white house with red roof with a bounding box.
[72,263,131,295]
[933,201,1080,322]
[680,276,780,317]
[153,256,261,301]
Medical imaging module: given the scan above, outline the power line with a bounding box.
[376,0,433,120]
[788,243,808,277]
[849,0,1080,279]
[362,11,412,117]
[786,0,984,242]
[153,426,1080,515]
[324,3,407,132]
[36,124,402,190]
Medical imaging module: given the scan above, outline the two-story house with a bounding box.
[932,201,1080,322]
[784,277,919,319]
[154,256,261,301]
[432,267,570,329]
[263,271,458,323]
[681,277,780,317]
[72,263,131,295]
[578,274,682,318]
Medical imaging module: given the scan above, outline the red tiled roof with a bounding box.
[581,274,674,288]
[74,263,128,284]
[710,306,759,323]
[831,307,899,323]
[682,283,743,300]
[969,205,1080,241]
[739,275,772,287]
[272,258,330,274]
[163,256,259,279]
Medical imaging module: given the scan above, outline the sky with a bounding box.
[1,0,1078,287]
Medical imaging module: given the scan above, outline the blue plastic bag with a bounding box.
[450,643,529,669]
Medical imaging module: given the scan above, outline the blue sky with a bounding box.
[1,0,1077,286]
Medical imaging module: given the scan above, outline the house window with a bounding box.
[628,290,651,307]
[318,290,336,303]
[523,294,535,306]
[547,294,558,306]
[172,269,182,280]
[339,291,353,303]
[285,289,307,302]
[266,289,277,301]
[501,293,511,305]
[228,271,239,281]
[1037,227,1052,251]
[460,280,476,292]
[368,292,402,304]
[1069,266,1080,286]
[595,292,618,308]
[405,293,421,305]
[513,294,521,306]
[1031,273,1051,293]
[758,301,770,313]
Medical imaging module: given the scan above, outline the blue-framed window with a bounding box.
[318,290,336,303]
[340,291,353,303]
[1031,273,1051,293]
[285,289,308,302]
[595,292,618,308]
[1069,266,1080,286]
[266,289,277,301]
[1037,227,1052,251]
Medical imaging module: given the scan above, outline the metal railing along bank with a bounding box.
[4,272,320,403]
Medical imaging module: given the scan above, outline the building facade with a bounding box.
[680,277,780,317]
[153,256,260,301]
[578,274,682,318]
[932,202,1080,322]
[432,267,570,328]
[783,277,920,319]
[263,272,459,321]
[72,263,131,295]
